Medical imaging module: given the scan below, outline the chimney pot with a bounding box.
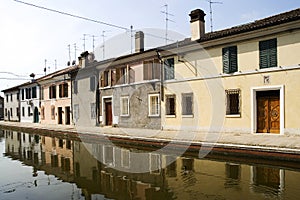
[135,31,144,53]
[189,9,206,41]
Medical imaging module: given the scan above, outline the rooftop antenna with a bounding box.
[68,44,71,65]
[130,25,133,54]
[101,30,111,60]
[44,59,47,75]
[207,0,223,32]
[83,34,88,51]
[91,35,98,52]
[54,59,57,71]
[161,4,175,45]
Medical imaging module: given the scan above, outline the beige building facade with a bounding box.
[161,8,300,135]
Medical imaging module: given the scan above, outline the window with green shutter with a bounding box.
[222,46,238,74]
[259,38,277,69]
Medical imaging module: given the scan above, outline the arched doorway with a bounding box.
[33,107,39,123]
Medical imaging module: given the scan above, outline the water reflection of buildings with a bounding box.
[4,130,74,181]
[3,131,300,200]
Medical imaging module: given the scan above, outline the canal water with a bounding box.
[0,129,300,200]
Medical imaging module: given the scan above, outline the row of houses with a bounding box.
[2,8,300,135]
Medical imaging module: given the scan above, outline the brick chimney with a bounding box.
[189,9,206,41]
[135,31,144,53]
[79,51,89,68]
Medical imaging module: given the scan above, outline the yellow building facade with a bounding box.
[161,8,300,135]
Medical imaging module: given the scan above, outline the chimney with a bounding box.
[79,51,89,68]
[135,31,144,53]
[189,9,206,41]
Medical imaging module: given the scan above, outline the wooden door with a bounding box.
[257,94,280,133]
[105,102,112,126]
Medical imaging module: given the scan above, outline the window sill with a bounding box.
[148,115,160,118]
[182,115,194,118]
[121,114,130,117]
[226,114,241,118]
[166,115,176,118]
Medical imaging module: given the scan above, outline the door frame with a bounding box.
[251,85,284,135]
[102,96,113,126]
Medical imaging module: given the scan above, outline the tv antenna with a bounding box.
[207,0,223,32]
[161,4,175,45]
[101,30,111,60]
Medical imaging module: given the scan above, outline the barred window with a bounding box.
[182,93,193,116]
[90,103,96,119]
[166,95,176,116]
[148,94,160,116]
[120,96,129,116]
[226,89,241,115]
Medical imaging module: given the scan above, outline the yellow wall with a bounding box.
[163,29,300,134]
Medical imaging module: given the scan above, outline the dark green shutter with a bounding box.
[229,46,237,73]
[259,38,277,69]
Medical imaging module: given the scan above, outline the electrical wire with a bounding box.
[12,0,177,42]
[13,0,129,31]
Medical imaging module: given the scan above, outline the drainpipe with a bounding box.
[156,50,164,102]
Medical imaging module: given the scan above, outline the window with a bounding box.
[41,106,45,120]
[259,38,277,69]
[90,76,96,91]
[74,104,79,122]
[59,83,68,98]
[121,149,130,168]
[6,95,8,102]
[26,88,31,99]
[148,94,160,116]
[32,86,37,98]
[10,108,13,117]
[51,106,55,120]
[103,146,114,166]
[73,80,78,94]
[10,94,12,101]
[226,89,240,116]
[17,93,19,100]
[143,59,160,80]
[22,107,25,117]
[223,46,238,74]
[41,87,44,100]
[102,71,109,87]
[182,93,193,116]
[116,67,127,84]
[164,58,175,80]
[21,89,24,100]
[49,85,56,99]
[90,103,96,119]
[149,153,161,174]
[5,108,7,116]
[120,96,129,116]
[16,107,19,117]
[27,107,31,117]
[166,95,176,116]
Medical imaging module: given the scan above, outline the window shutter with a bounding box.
[223,48,230,73]
[229,46,237,73]
[129,68,135,83]
[259,38,277,69]
[269,38,277,68]
[116,68,121,84]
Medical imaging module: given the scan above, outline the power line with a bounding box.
[13,0,176,44]
[13,0,129,31]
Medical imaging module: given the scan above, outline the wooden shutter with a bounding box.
[229,46,237,73]
[223,46,237,73]
[223,48,230,73]
[259,38,277,69]
[129,67,135,83]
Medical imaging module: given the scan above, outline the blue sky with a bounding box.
[0,0,299,94]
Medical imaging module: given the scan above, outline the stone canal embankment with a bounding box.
[1,121,300,162]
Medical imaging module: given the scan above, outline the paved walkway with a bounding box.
[1,121,300,153]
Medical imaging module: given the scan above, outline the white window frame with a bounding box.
[120,96,129,116]
[182,93,194,117]
[148,94,160,117]
[121,149,130,168]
